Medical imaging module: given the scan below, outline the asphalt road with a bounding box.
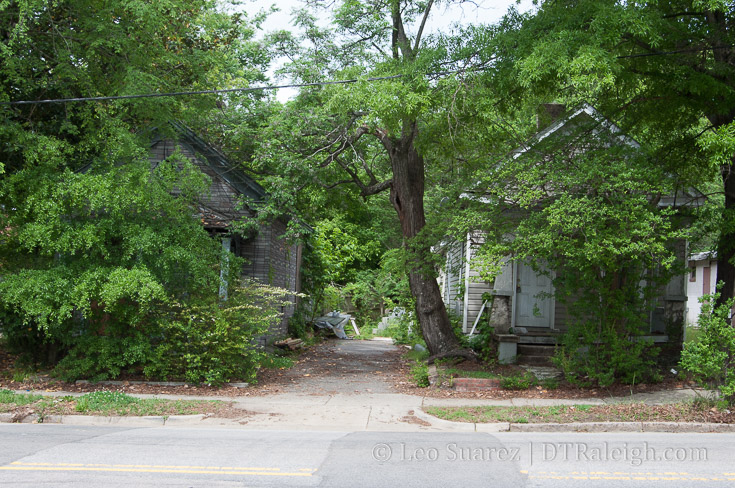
[1,425,734,487]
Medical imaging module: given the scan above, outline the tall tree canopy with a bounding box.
[486,0,735,305]
[0,0,275,381]
[250,0,508,358]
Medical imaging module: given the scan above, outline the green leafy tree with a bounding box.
[465,112,684,385]
[487,0,735,306]
[250,0,510,360]
[680,290,735,404]
[0,0,274,380]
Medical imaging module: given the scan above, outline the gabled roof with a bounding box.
[512,103,640,159]
[161,121,267,203]
[510,103,705,208]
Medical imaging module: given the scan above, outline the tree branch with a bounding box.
[391,0,413,60]
[413,0,434,53]
[360,178,393,197]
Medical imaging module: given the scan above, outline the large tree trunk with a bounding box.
[706,13,735,314]
[715,157,735,312]
[386,121,465,357]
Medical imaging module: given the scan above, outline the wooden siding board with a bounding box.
[150,136,301,339]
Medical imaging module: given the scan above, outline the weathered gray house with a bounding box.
[439,104,702,363]
[149,124,302,340]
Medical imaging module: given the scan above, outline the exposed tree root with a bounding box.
[427,348,478,365]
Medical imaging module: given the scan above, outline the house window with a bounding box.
[689,266,696,282]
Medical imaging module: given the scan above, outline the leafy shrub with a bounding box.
[500,373,537,390]
[466,324,497,364]
[539,378,560,390]
[144,281,293,386]
[54,334,152,382]
[410,361,430,387]
[680,291,735,405]
[552,312,662,387]
[381,309,424,346]
[47,279,293,385]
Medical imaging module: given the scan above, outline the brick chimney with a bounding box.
[537,103,566,130]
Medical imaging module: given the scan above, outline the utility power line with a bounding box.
[617,44,734,59]
[1,70,466,106]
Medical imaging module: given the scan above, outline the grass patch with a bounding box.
[0,389,44,407]
[73,391,226,416]
[442,368,499,380]
[425,402,732,424]
[260,355,295,370]
[0,389,230,418]
[404,348,429,362]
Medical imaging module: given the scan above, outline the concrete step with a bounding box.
[517,344,556,357]
[516,335,559,345]
[517,355,554,366]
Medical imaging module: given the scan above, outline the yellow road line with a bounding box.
[528,474,735,482]
[10,461,281,471]
[0,467,312,477]
[3,462,313,477]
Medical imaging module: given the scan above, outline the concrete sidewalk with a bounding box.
[7,387,729,433]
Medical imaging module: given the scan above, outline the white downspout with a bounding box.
[463,233,472,332]
[511,261,518,331]
[219,236,231,300]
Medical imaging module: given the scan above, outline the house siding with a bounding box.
[441,234,688,340]
[150,137,301,343]
[440,235,497,333]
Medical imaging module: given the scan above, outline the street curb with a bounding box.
[509,422,642,432]
[1,411,734,432]
[416,410,735,433]
[413,408,478,431]
[164,414,206,425]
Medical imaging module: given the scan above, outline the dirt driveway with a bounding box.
[256,339,410,395]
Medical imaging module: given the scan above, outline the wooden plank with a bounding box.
[350,318,361,336]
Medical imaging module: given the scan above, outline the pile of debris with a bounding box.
[313,312,360,339]
[274,338,304,350]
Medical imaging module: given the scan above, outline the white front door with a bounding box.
[515,261,554,328]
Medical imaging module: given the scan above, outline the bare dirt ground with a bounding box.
[253,338,410,395]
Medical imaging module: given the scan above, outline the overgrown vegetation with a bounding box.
[470,124,679,387]
[680,290,735,405]
[425,401,735,424]
[2,279,293,386]
[410,361,430,388]
[0,389,230,418]
[2,0,732,390]
[0,1,284,385]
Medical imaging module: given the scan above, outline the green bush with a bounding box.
[46,280,293,385]
[680,291,735,405]
[410,361,430,387]
[54,333,152,382]
[552,317,661,387]
[465,324,496,364]
[143,281,293,386]
[500,373,537,390]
